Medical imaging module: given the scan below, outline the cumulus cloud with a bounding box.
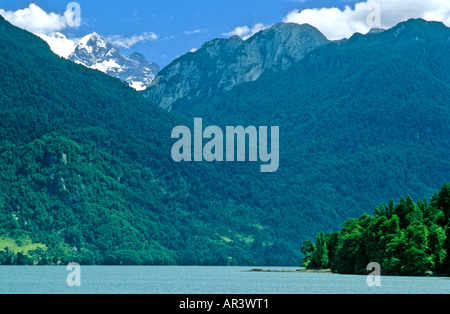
[223,23,268,40]
[0,3,84,58]
[106,32,158,49]
[283,0,450,40]
[0,3,75,35]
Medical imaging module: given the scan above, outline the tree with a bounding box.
[431,183,450,272]
[307,184,450,275]
[312,232,329,269]
[432,183,450,220]
[300,239,315,267]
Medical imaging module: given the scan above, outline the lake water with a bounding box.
[0,266,449,294]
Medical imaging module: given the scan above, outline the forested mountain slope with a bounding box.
[0,16,294,265]
[171,18,450,255]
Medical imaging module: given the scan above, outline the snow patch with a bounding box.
[91,59,122,73]
[37,32,77,59]
[129,81,147,91]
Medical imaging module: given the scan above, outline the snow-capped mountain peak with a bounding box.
[70,33,117,66]
[76,32,109,55]
[66,32,159,91]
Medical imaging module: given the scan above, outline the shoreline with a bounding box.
[246,268,450,277]
[247,268,332,273]
[0,264,448,277]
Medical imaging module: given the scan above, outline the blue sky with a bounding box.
[1,0,449,68]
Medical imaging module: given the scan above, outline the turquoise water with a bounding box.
[0,266,449,294]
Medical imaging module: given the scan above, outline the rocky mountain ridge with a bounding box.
[144,22,329,110]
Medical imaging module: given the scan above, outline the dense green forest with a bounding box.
[0,17,449,266]
[171,18,450,265]
[301,183,450,275]
[0,16,294,265]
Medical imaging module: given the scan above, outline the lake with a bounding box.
[0,266,449,294]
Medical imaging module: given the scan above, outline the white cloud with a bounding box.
[283,0,450,40]
[0,4,157,58]
[224,23,268,40]
[0,3,82,58]
[184,29,201,35]
[106,32,158,49]
[0,3,158,58]
[184,29,209,35]
[0,3,74,35]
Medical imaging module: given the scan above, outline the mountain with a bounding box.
[1,15,449,267]
[170,18,450,247]
[0,16,298,266]
[69,33,160,91]
[144,22,329,110]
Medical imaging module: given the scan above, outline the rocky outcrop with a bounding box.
[145,23,329,110]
